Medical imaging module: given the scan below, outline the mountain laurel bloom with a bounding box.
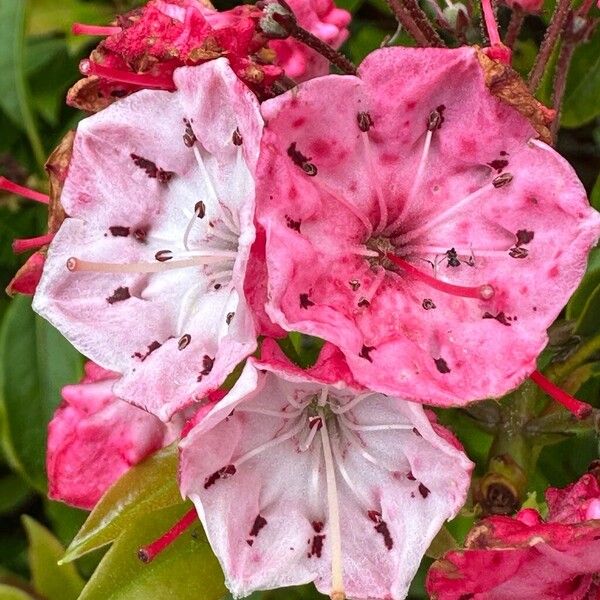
[180,340,472,600]
[33,59,263,421]
[257,46,600,407]
[47,362,181,509]
[426,470,600,599]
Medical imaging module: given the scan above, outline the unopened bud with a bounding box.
[259,1,296,39]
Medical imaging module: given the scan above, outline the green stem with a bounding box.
[547,333,600,382]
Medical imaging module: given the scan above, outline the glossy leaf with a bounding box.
[22,516,84,600]
[78,503,225,600]
[566,248,600,321]
[62,445,181,563]
[0,584,34,600]
[0,0,45,166]
[561,28,600,128]
[0,295,82,492]
[574,282,600,336]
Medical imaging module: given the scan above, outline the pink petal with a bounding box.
[47,362,177,509]
[34,60,262,420]
[180,344,472,599]
[257,46,600,406]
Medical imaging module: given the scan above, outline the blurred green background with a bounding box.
[0,0,598,598]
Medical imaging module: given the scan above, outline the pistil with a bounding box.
[0,176,49,204]
[72,23,122,36]
[138,508,197,563]
[386,253,494,300]
[79,59,176,91]
[12,233,54,253]
[530,370,592,419]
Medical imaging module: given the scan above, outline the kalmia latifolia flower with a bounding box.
[47,362,181,510]
[69,0,350,111]
[257,46,600,407]
[426,469,600,599]
[180,340,472,600]
[33,59,263,421]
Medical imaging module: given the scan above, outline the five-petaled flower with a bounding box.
[257,45,600,407]
[180,339,472,600]
[33,59,263,421]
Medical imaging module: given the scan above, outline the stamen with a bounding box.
[350,247,380,258]
[386,253,495,300]
[209,226,238,244]
[318,388,329,407]
[339,421,393,471]
[530,370,593,419]
[394,181,497,246]
[299,416,322,451]
[234,419,306,468]
[12,233,54,253]
[360,131,388,233]
[79,59,176,91]
[66,252,235,274]
[331,392,373,414]
[386,129,433,234]
[362,268,386,304]
[319,180,373,237]
[192,146,219,204]
[183,202,205,250]
[237,407,303,419]
[0,176,49,204]
[339,416,413,432]
[318,412,345,600]
[72,23,122,36]
[137,508,197,563]
[403,244,510,258]
[330,434,370,507]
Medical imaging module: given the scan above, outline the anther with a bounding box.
[79,59,176,91]
[178,334,191,350]
[492,172,513,188]
[427,109,441,131]
[137,508,197,563]
[0,176,49,204]
[530,370,592,419]
[232,128,243,146]
[357,112,374,132]
[72,23,122,36]
[387,253,495,300]
[194,201,206,219]
[155,250,173,262]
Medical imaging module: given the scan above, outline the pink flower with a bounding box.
[268,0,350,80]
[501,0,544,14]
[69,0,283,109]
[33,60,263,421]
[47,362,180,509]
[180,339,472,599]
[256,46,600,407]
[426,471,600,599]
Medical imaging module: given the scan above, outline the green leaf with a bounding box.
[28,0,114,37]
[0,295,82,492]
[561,27,600,128]
[0,584,34,600]
[591,173,600,211]
[78,503,226,600]
[22,516,84,600]
[0,474,32,515]
[574,282,600,336]
[566,248,600,321]
[62,445,181,562]
[0,0,45,166]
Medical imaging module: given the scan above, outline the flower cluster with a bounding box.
[4,0,600,598]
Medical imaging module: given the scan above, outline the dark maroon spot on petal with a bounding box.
[412,427,422,437]
[358,297,370,308]
[445,248,460,267]
[500,150,508,156]
[214,283,222,290]
[107,286,131,304]
[109,225,130,237]
[249,514,268,537]
[285,215,301,231]
[349,279,361,291]
[195,200,206,219]
[246,539,254,546]
[201,355,214,376]
[492,172,513,188]
[422,298,436,310]
[515,229,534,246]
[204,464,236,489]
[183,118,197,147]
[312,521,324,533]
[368,510,393,550]
[406,471,416,481]
[226,312,235,325]
[434,357,451,374]
[357,111,374,132]
[483,311,511,326]
[487,159,509,172]
[509,247,529,259]
[359,345,375,362]
[232,127,243,146]
[155,249,173,262]
[300,293,314,309]
[418,482,430,498]
[133,228,147,243]
[178,334,191,350]
[131,153,175,183]
[287,142,317,176]
[133,340,162,361]
[309,534,325,558]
